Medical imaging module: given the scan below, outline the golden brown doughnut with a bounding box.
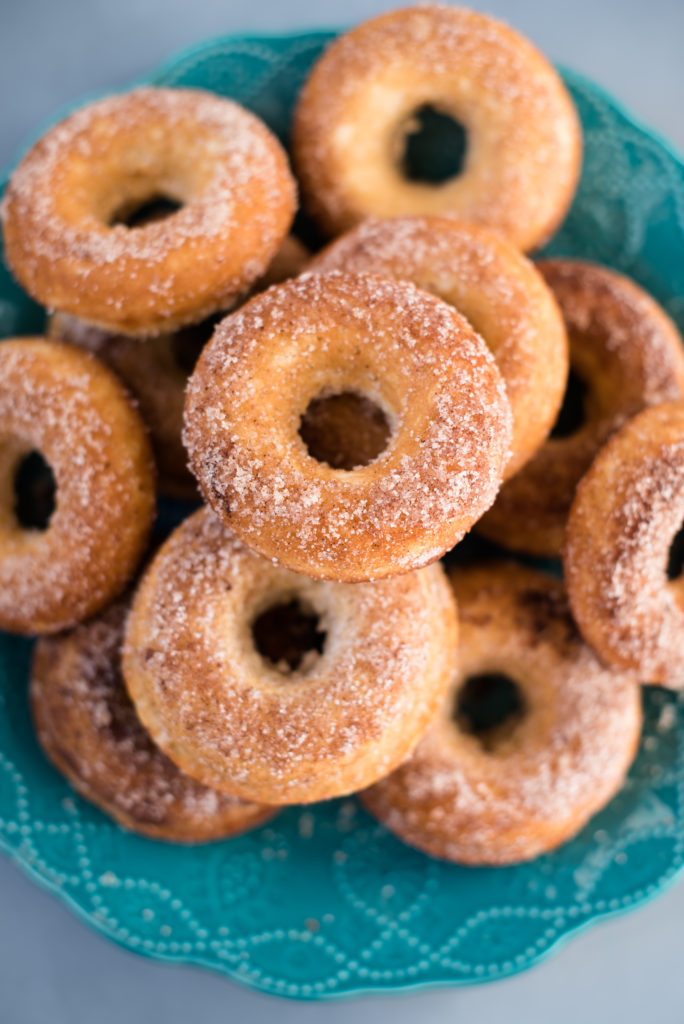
[292,6,581,249]
[1,87,296,336]
[48,237,310,499]
[31,598,275,843]
[183,271,512,582]
[361,563,642,865]
[122,507,458,805]
[565,401,684,687]
[479,260,684,556]
[310,217,568,477]
[0,338,155,634]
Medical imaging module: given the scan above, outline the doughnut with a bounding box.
[310,217,568,477]
[479,260,684,556]
[0,338,155,634]
[1,87,296,336]
[183,271,512,582]
[48,237,310,499]
[361,563,642,865]
[292,6,581,249]
[565,401,684,687]
[31,598,275,843]
[122,507,458,805]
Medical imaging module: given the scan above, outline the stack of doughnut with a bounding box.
[0,4,678,863]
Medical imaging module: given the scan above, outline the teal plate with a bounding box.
[2,29,684,1001]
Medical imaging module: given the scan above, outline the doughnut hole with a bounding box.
[666,510,684,617]
[549,367,588,439]
[401,104,468,184]
[299,391,392,470]
[85,142,204,232]
[251,598,327,675]
[87,139,204,231]
[13,450,56,531]
[667,524,684,581]
[110,194,183,228]
[454,672,527,753]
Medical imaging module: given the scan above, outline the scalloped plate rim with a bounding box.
[4,817,684,1001]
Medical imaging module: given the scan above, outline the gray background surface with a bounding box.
[1,0,684,1021]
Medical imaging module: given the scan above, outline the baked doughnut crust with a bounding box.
[479,260,684,556]
[184,271,512,581]
[1,88,296,336]
[0,338,155,634]
[31,599,275,842]
[310,217,568,477]
[565,401,684,687]
[293,5,581,249]
[361,563,642,864]
[122,507,458,805]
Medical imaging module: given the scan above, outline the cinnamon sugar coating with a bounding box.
[565,401,684,687]
[122,507,458,805]
[0,339,155,634]
[1,87,296,336]
[310,217,568,477]
[183,271,512,582]
[292,5,581,249]
[31,599,275,842]
[480,260,684,556]
[361,564,641,865]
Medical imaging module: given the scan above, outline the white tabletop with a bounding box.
[2,1,684,1021]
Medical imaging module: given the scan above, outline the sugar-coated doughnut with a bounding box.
[48,237,310,499]
[311,217,568,477]
[293,6,581,249]
[1,87,296,336]
[479,260,684,556]
[31,598,275,842]
[184,271,512,582]
[122,507,458,805]
[0,338,155,634]
[565,401,684,687]
[361,563,641,865]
